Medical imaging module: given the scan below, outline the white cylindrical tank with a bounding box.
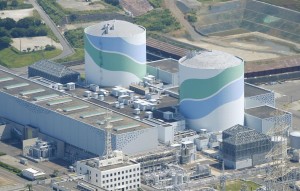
[84,20,146,87]
[290,131,300,149]
[179,50,244,132]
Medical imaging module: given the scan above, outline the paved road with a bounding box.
[28,0,74,60]
[164,0,203,41]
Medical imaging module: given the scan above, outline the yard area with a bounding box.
[0,47,61,68]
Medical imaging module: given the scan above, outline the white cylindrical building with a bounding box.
[290,131,300,149]
[84,20,146,87]
[179,50,244,132]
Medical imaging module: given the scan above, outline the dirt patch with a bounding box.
[0,176,13,186]
[175,37,281,61]
[0,8,34,21]
[12,36,63,52]
[57,0,105,11]
[64,21,99,31]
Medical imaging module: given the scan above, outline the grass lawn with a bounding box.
[55,48,84,63]
[0,47,62,68]
[223,180,260,191]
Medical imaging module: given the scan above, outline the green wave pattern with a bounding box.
[180,63,244,100]
[85,36,146,79]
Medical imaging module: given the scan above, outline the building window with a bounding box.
[118,172,120,175]
[114,173,116,175]
[126,170,128,173]
[122,171,124,174]
[96,179,98,183]
[96,174,98,177]
[110,173,112,176]
[106,174,109,178]
[129,169,132,172]
[102,175,105,178]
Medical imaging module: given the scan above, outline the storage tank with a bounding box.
[84,20,146,87]
[290,131,300,149]
[179,50,244,132]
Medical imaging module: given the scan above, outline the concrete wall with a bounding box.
[245,93,275,109]
[0,123,11,140]
[244,114,263,133]
[147,65,179,85]
[224,158,252,169]
[114,127,158,155]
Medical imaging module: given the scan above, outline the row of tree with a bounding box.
[0,17,48,38]
[0,0,19,10]
[0,17,43,30]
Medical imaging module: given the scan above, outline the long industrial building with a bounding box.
[0,69,158,157]
[84,20,146,87]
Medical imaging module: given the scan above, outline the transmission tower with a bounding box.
[220,160,226,191]
[102,110,113,159]
[264,112,293,191]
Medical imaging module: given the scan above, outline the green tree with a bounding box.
[104,0,119,6]
[0,36,12,49]
[187,14,197,22]
[69,14,77,22]
[0,27,9,37]
[26,184,33,191]
[11,0,19,7]
[0,18,16,30]
[36,28,47,36]
[0,1,7,10]
[10,28,26,37]
[45,44,55,51]
[17,17,42,28]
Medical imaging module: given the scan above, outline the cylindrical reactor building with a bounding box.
[179,50,244,132]
[84,20,146,87]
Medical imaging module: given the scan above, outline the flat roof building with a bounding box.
[0,69,158,158]
[76,151,140,191]
[245,105,292,134]
[28,60,80,84]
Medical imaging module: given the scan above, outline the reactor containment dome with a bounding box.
[84,20,146,87]
[179,50,244,132]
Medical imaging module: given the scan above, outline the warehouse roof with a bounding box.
[245,83,271,97]
[147,58,179,73]
[29,60,79,78]
[223,127,270,145]
[0,69,153,134]
[85,20,145,37]
[179,50,243,69]
[147,37,189,58]
[223,124,253,137]
[245,105,287,119]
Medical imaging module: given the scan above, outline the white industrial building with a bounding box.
[245,105,292,134]
[22,168,45,180]
[76,151,140,191]
[0,69,158,159]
